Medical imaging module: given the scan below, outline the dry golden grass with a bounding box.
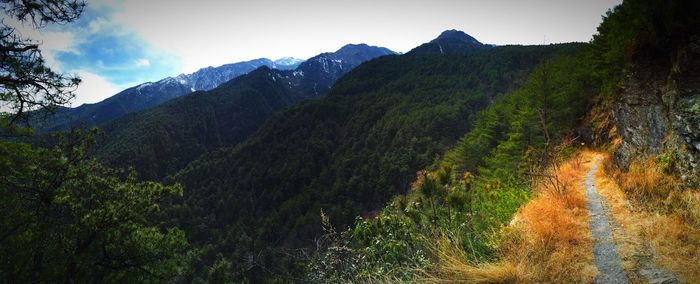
[614,157,679,203]
[423,149,700,283]
[422,238,522,283]
[425,150,599,283]
[595,154,700,283]
[669,189,700,228]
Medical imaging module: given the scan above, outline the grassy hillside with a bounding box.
[168,43,582,280]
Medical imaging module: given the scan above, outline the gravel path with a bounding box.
[585,158,631,284]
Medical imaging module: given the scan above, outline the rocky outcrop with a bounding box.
[612,39,700,187]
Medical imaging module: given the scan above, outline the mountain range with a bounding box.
[91,30,580,278]
[33,29,576,280]
[96,43,396,180]
[36,57,304,131]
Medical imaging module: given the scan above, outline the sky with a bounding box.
[11,0,622,106]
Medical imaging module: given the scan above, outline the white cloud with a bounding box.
[37,30,77,53]
[134,58,151,67]
[71,71,122,106]
[88,17,110,33]
[5,16,80,69]
[38,30,81,69]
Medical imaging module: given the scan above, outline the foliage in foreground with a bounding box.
[0,129,193,282]
[1,0,195,281]
[0,0,83,124]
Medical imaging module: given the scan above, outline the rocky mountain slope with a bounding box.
[612,39,700,187]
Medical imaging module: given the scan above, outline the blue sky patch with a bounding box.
[55,30,181,86]
[47,3,183,89]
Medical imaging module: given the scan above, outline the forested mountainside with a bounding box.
[168,41,581,279]
[306,0,700,282]
[308,48,598,282]
[3,0,699,282]
[94,44,394,180]
[34,58,303,132]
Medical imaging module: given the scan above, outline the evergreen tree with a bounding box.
[0,1,194,281]
[1,0,83,125]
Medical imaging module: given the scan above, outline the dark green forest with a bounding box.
[0,130,192,282]
[307,51,596,281]
[307,0,700,281]
[2,0,699,282]
[93,44,394,182]
[169,43,581,279]
[96,67,300,181]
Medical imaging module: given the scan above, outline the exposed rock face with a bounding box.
[612,41,700,187]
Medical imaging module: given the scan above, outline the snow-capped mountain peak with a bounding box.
[273,57,305,67]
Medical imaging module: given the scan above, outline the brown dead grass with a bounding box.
[596,153,700,282]
[614,157,679,203]
[426,150,598,283]
[425,240,522,283]
[425,150,700,283]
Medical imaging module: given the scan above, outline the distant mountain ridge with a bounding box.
[36,57,304,131]
[278,43,396,97]
[169,57,304,91]
[409,29,487,55]
[96,43,395,180]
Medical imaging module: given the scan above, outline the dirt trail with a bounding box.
[585,158,631,284]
